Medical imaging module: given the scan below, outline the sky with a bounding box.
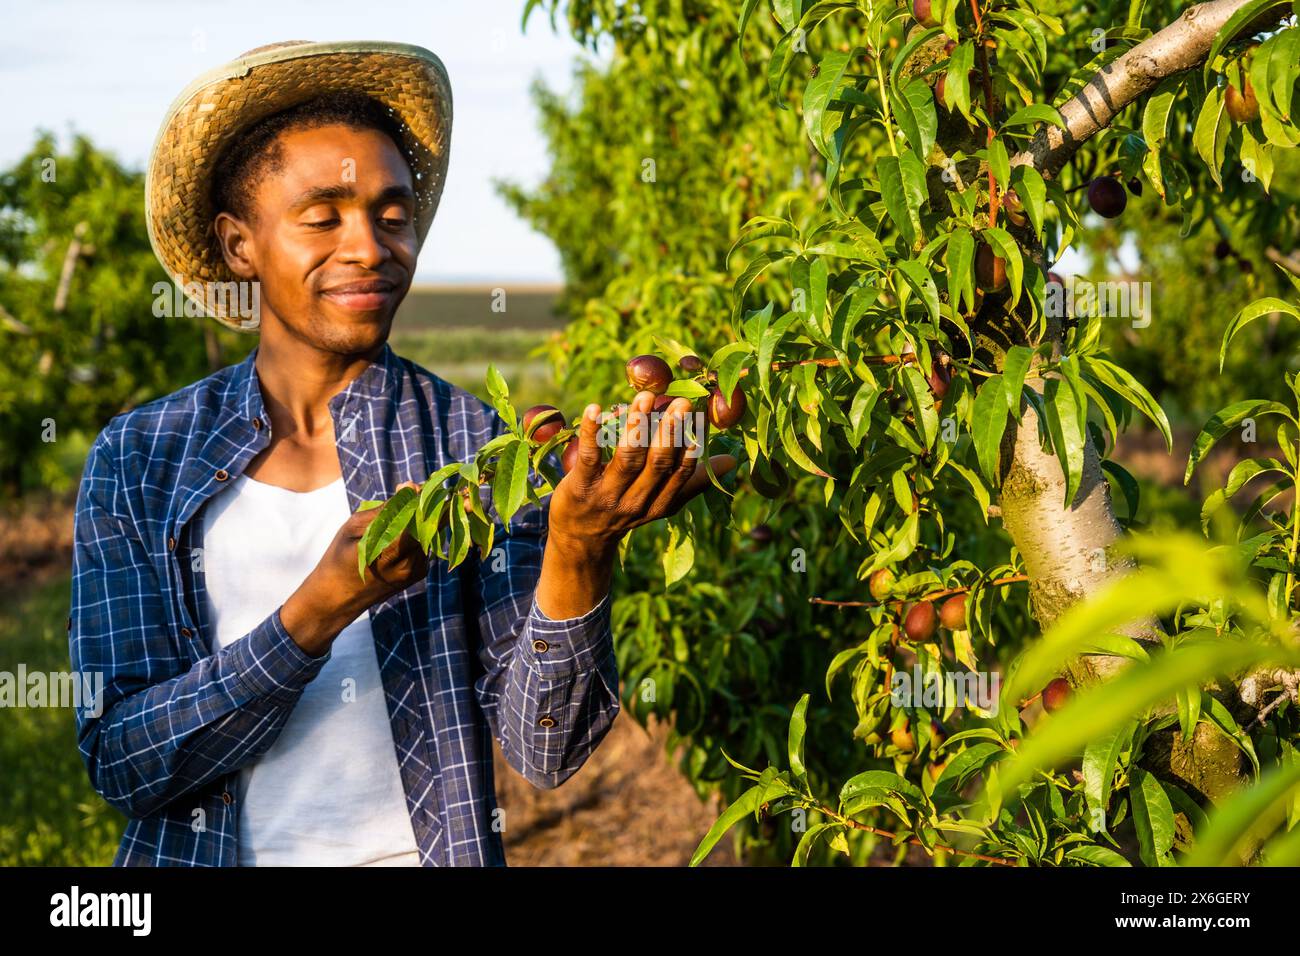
[1,0,605,284]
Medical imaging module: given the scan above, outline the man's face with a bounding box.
[216,124,418,355]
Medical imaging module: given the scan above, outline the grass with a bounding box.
[0,572,124,865]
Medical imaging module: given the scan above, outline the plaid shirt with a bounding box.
[69,340,619,866]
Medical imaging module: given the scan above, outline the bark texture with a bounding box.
[1010,0,1268,178]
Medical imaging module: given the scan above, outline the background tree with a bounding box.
[0,134,237,497]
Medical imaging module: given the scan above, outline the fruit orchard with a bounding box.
[369,0,1300,866]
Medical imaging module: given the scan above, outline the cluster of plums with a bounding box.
[886,718,950,764]
[519,352,748,475]
[868,568,969,639]
[625,353,747,429]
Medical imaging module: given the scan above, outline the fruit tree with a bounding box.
[362,0,1300,864]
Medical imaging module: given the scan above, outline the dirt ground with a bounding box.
[494,716,738,866]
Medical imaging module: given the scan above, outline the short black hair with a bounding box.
[210,90,412,222]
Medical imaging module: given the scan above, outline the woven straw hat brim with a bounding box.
[146,41,452,331]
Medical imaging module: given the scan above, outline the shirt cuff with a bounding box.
[228,606,333,704]
[523,591,615,679]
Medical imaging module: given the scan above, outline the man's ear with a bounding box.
[213,211,257,279]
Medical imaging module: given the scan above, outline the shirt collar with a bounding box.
[228,340,402,424]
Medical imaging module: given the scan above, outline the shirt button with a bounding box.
[221,791,234,805]
[167,536,176,551]
[252,417,263,431]
[538,716,556,729]
[181,627,193,638]
[532,639,549,653]
[214,469,229,482]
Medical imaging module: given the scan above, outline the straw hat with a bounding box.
[146,40,453,331]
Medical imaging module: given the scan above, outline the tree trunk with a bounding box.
[997,387,1247,804]
[970,0,1284,807]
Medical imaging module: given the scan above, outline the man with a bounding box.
[69,41,735,866]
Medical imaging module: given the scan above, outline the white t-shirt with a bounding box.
[201,472,421,866]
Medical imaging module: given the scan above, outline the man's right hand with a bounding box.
[280,481,429,657]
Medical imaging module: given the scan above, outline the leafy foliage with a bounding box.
[494,0,1300,865]
[0,134,247,495]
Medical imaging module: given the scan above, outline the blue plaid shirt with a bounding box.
[69,340,619,866]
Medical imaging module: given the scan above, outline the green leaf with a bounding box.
[877,156,913,247]
[1203,0,1291,83]
[889,25,943,88]
[690,784,764,867]
[1142,83,1177,148]
[944,460,993,523]
[732,250,792,318]
[1064,845,1132,867]
[840,770,926,812]
[1201,692,1261,774]
[1192,85,1230,188]
[899,77,939,157]
[1083,357,1173,452]
[1199,457,1290,532]
[971,374,1010,484]
[1001,345,1033,415]
[1000,103,1067,130]
[666,378,711,399]
[1100,459,1141,521]
[792,822,838,866]
[1043,376,1085,507]
[1010,166,1046,238]
[945,228,975,314]
[788,693,810,788]
[879,149,927,247]
[987,137,1010,190]
[781,414,830,477]
[804,50,855,158]
[1221,297,1300,369]
[895,258,939,325]
[490,438,530,527]
[356,485,418,580]
[758,308,797,403]
[934,742,1005,795]
[663,523,695,587]
[726,217,799,263]
[485,364,516,430]
[944,41,976,121]
[737,0,763,54]
[1083,719,1136,821]
[1185,399,1296,483]
[900,364,939,451]
[981,227,1024,308]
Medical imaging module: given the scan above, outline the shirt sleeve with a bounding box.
[466,462,621,790]
[69,422,333,818]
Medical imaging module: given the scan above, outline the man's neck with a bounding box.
[253,327,384,441]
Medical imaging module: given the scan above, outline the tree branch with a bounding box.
[1011,0,1268,179]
